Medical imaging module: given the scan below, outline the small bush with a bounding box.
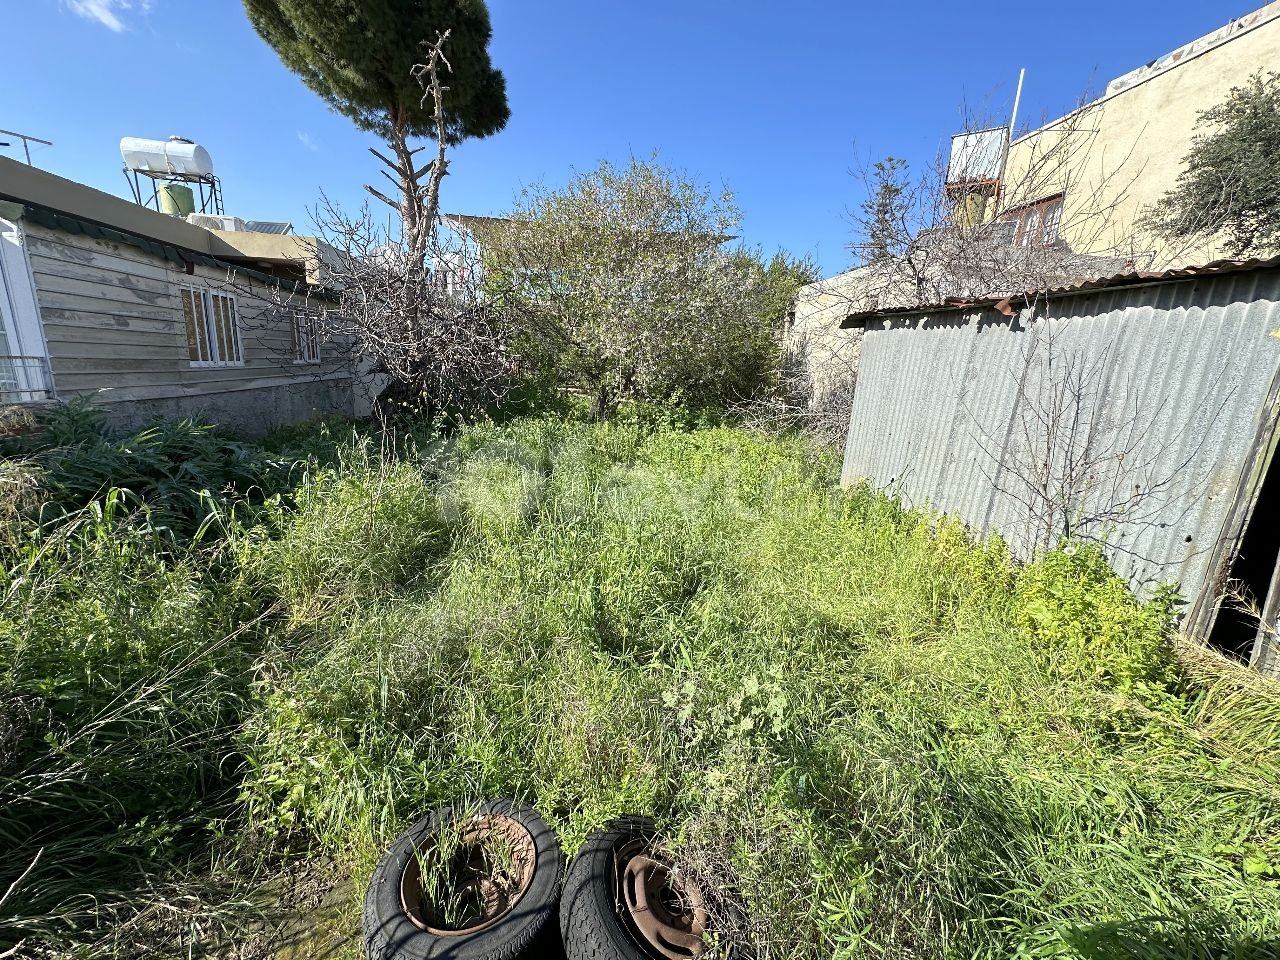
[1016,544,1179,690]
[0,402,292,534]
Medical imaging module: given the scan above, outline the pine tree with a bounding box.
[243,0,509,265]
[860,157,908,263]
[241,0,509,144]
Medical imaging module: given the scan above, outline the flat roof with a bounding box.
[0,156,314,269]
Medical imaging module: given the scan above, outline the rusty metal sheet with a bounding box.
[840,254,1280,327]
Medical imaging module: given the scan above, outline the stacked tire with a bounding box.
[364,803,709,960]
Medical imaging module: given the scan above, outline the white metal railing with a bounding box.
[0,355,54,403]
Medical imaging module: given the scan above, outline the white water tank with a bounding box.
[119,136,214,177]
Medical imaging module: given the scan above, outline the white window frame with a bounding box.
[181,286,244,367]
[291,307,323,364]
[0,213,53,402]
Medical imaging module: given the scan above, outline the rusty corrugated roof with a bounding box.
[840,254,1280,327]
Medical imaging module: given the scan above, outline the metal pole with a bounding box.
[995,68,1026,214]
[1009,68,1026,139]
[0,129,53,165]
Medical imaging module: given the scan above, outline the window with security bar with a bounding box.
[292,308,323,364]
[181,287,243,365]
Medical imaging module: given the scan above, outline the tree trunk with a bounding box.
[591,381,612,420]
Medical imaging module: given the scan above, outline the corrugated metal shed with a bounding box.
[842,263,1280,674]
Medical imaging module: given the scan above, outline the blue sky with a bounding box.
[0,1,1264,275]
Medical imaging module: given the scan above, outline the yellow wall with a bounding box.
[1001,5,1280,266]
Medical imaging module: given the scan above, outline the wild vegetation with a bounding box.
[2,406,1278,959]
[482,158,815,417]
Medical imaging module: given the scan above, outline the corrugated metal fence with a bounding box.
[841,267,1280,673]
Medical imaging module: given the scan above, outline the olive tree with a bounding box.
[1145,70,1280,257]
[481,159,785,417]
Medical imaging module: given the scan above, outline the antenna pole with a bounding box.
[994,68,1026,215]
[1009,68,1026,138]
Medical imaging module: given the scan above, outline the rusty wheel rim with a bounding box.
[619,843,707,959]
[400,813,537,937]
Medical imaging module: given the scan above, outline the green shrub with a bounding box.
[0,403,292,534]
[1016,544,1179,690]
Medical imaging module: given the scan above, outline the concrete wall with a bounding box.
[786,267,866,407]
[96,376,355,436]
[1001,3,1280,266]
[207,230,345,285]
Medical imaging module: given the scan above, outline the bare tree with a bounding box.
[364,32,453,272]
[223,31,517,421]
[737,322,860,448]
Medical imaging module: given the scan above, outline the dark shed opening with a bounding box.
[1208,436,1280,663]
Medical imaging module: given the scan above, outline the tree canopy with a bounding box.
[858,157,909,264]
[1146,71,1280,257]
[242,0,509,143]
[481,159,799,416]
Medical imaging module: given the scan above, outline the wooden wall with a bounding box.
[24,222,353,409]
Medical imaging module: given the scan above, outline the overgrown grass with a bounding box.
[3,412,1278,958]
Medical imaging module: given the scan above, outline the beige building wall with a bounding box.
[792,3,1280,422]
[1001,2,1280,267]
[208,230,344,285]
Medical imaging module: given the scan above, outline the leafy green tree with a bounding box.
[1146,71,1280,257]
[481,159,795,417]
[758,250,820,327]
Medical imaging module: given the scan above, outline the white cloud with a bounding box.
[297,130,319,152]
[65,0,152,33]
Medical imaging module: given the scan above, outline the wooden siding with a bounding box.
[25,224,350,405]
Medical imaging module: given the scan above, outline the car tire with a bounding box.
[559,816,708,960]
[364,796,564,960]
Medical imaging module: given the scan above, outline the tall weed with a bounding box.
[239,418,1280,959]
